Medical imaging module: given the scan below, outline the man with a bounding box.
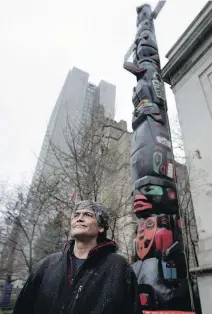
[13,200,141,314]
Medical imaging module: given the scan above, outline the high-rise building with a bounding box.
[33,67,116,179]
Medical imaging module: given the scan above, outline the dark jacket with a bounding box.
[13,239,141,314]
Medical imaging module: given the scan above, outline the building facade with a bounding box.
[162,3,212,313]
[33,67,116,179]
[101,118,134,261]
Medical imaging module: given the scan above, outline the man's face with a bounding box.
[71,208,104,240]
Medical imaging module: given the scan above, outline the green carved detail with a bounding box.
[153,151,162,174]
[141,185,163,196]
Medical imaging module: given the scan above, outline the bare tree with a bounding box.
[0,177,70,282]
[33,212,69,264]
[170,117,199,269]
[39,105,134,260]
[0,106,135,282]
[175,162,199,269]
[44,106,118,199]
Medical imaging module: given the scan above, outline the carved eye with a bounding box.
[146,220,154,229]
[144,187,152,192]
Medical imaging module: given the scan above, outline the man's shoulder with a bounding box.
[35,251,63,271]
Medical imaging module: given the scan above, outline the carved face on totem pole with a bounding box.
[157,214,170,229]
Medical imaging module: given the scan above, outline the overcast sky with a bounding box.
[0,0,208,186]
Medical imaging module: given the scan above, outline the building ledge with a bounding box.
[190,265,212,275]
[162,2,212,86]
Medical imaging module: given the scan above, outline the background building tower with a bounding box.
[33,67,116,179]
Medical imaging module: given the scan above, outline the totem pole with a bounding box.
[124,3,195,312]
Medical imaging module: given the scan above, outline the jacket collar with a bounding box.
[64,238,117,257]
[88,239,117,256]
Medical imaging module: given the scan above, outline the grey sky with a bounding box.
[0,0,208,185]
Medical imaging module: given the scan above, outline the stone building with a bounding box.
[162,2,212,313]
[101,117,134,261]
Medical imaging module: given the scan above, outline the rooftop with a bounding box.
[162,2,212,86]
